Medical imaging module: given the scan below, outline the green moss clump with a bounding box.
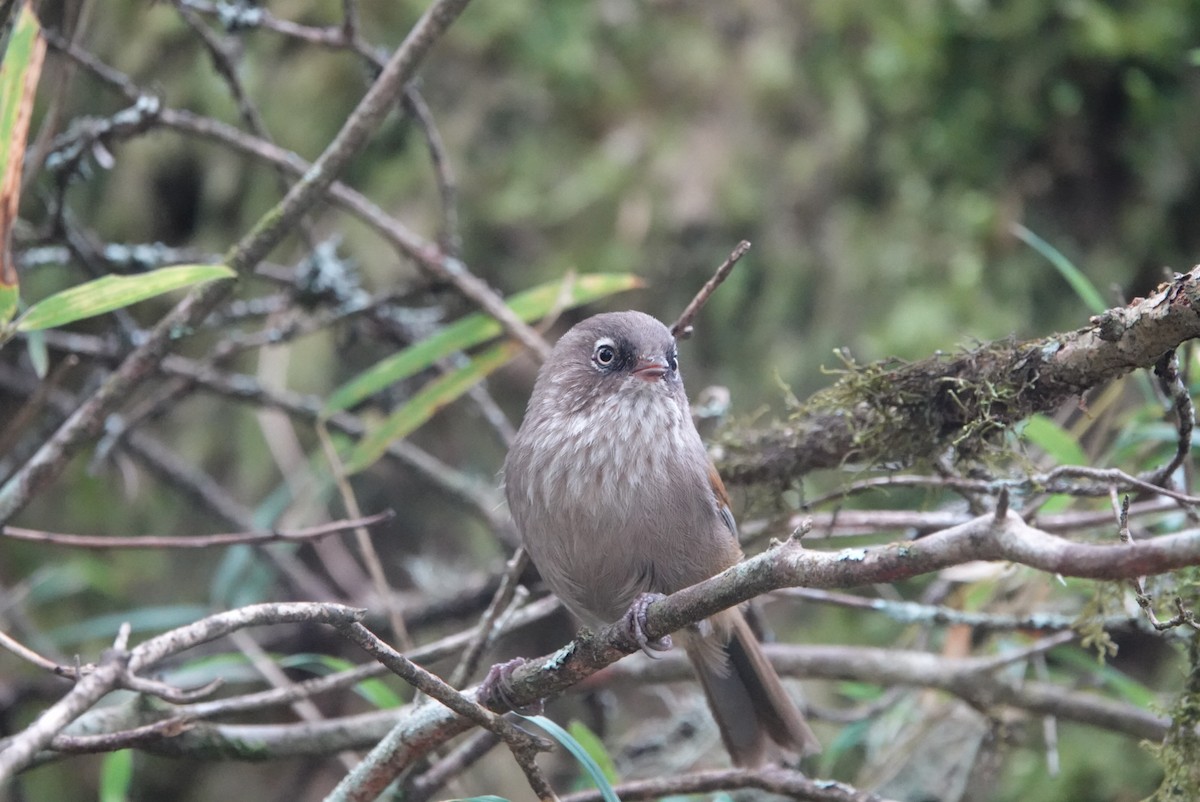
[1143,633,1200,802]
[800,341,1046,467]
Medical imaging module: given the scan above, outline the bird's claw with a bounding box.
[480,657,544,715]
[625,592,672,657]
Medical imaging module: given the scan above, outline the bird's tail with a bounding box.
[685,610,820,767]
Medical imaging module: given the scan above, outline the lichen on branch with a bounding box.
[718,267,1200,485]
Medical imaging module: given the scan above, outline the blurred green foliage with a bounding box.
[66,2,1200,406]
[4,1,1200,801]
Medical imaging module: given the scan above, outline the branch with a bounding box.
[310,509,1193,776]
[718,267,1200,484]
[671,240,750,340]
[606,643,1167,742]
[9,597,562,772]
[0,0,476,523]
[0,603,364,780]
[331,621,555,802]
[562,767,895,802]
[0,512,393,549]
[776,587,1136,634]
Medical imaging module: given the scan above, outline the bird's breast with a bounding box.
[511,392,732,623]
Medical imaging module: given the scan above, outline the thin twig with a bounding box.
[1113,490,1200,632]
[671,240,750,340]
[318,423,412,650]
[405,729,502,802]
[0,511,393,549]
[331,619,554,802]
[448,549,530,689]
[402,85,461,257]
[47,716,197,754]
[561,767,895,802]
[0,628,61,672]
[776,588,1134,634]
[1147,349,1195,490]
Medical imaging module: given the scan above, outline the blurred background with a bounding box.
[3,1,1199,800]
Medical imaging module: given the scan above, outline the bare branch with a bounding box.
[0,512,394,549]
[333,509,1194,774]
[561,767,897,802]
[777,587,1136,634]
[1147,348,1196,488]
[0,603,363,780]
[671,240,750,340]
[330,620,553,802]
[606,643,1167,742]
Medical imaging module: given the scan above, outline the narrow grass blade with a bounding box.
[520,714,620,802]
[1012,223,1107,314]
[99,749,133,802]
[1021,414,1088,467]
[344,341,521,474]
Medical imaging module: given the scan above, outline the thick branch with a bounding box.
[326,510,1196,773]
[719,267,1200,484]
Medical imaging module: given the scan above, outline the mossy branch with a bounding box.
[717,267,1200,485]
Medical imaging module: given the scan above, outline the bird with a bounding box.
[503,310,819,766]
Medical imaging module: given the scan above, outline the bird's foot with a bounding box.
[625,592,672,658]
[479,657,544,715]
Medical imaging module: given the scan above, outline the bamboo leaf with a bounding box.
[1021,413,1088,467]
[322,272,642,417]
[99,750,133,802]
[567,721,619,785]
[15,264,235,332]
[520,715,620,802]
[344,341,521,474]
[0,1,47,325]
[280,653,404,709]
[1012,223,1107,315]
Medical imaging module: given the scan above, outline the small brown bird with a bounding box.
[504,310,819,766]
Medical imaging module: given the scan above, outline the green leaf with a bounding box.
[0,284,16,328]
[1020,414,1088,466]
[567,720,619,785]
[280,653,403,709]
[0,0,46,326]
[835,681,885,702]
[99,749,134,802]
[322,272,642,417]
[15,264,235,332]
[520,715,620,802]
[1012,223,1107,315]
[344,341,521,474]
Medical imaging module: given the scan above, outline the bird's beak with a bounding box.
[632,356,669,381]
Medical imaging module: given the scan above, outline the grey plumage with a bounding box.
[505,310,819,765]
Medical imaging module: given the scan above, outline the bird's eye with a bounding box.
[667,351,679,372]
[593,339,617,367]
